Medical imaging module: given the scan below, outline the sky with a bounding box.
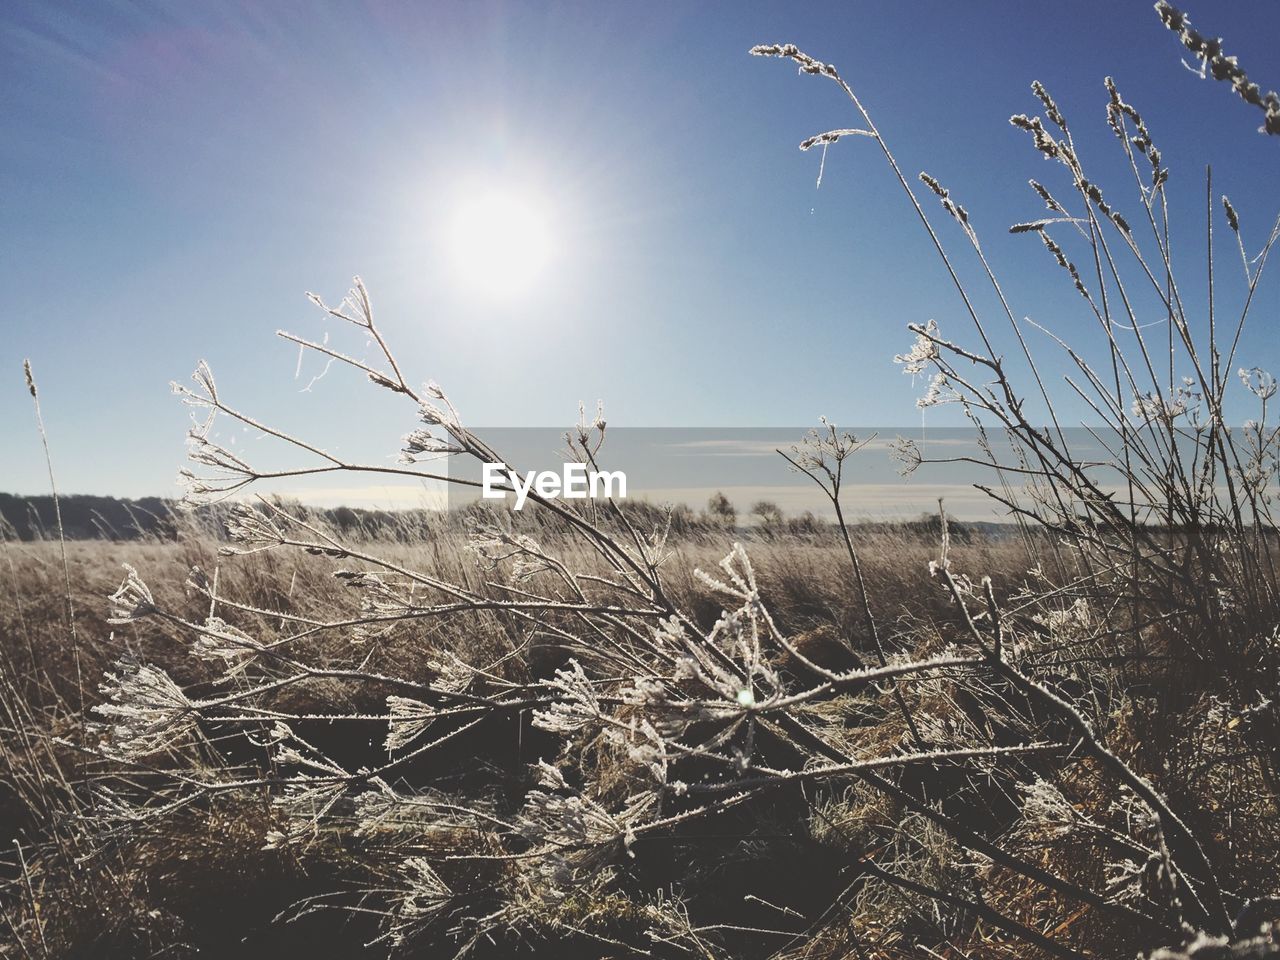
[2,1,1278,506]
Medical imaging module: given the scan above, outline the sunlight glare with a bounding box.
[448,188,555,300]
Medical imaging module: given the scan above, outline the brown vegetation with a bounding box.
[5,4,1280,958]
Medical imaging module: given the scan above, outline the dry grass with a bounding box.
[0,523,1032,959]
[0,514,1275,959]
[6,5,1280,958]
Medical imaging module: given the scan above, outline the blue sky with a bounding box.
[3,1,1277,501]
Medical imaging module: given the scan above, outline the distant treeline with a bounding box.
[0,493,460,543]
[0,494,180,542]
[0,493,1007,544]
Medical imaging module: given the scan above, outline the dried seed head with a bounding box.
[1010,114,1059,159]
[749,43,838,78]
[1155,1,1280,135]
[385,696,438,752]
[400,429,462,463]
[22,359,36,399]
[919,173,969,227]
[1223,195,1240,232]
[919,173,946,198]
[1131,384,1200,424]
[799,127,874,151]
[890,436,923,476]
[1239,367,1278,401]
[1105,78,1167,186]
[918,371,957,410]
[108,564,157,623]
[532,660,602,736]
[92,656,197,758]
[224,503,286,548]
[1029,179,1065,213]
[1031,80,1066,131]
[191,616,259,665]
[895,320,941,375]
[573,398,607,446]
[1079,179,1110,215]
[386,857,453,945]
[1038,233,1091,302]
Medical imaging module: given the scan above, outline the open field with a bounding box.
[1,507,1278,958]
[0,521,1023,957]
[6,3,1280,958]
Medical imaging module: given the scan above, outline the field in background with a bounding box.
[0,517,1036,958]
[2,507,1276,959]
[6,5,1280,957]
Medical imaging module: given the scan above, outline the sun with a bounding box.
[448,188,555,300]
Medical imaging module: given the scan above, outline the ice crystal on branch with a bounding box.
[92,657,197,758]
